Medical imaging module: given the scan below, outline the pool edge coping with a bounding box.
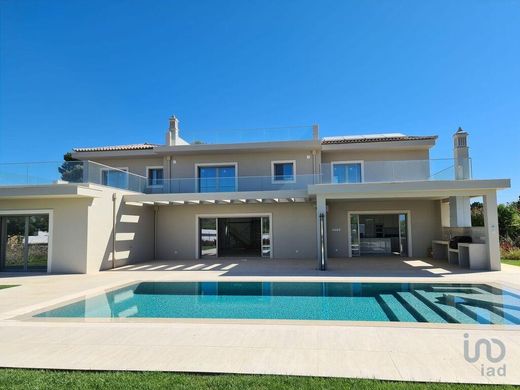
[6,279,520,331]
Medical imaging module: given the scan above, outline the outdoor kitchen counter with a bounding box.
[432,240,488,270]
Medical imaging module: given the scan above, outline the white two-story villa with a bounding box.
[0,117,510,273]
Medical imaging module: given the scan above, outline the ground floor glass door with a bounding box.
[199,218,217,257]
[0,214,49,272]
[350,214,361,257]
[199,216,271,258]
[349,213,409,257]
[218,218,261,257]
[398,213,408,257]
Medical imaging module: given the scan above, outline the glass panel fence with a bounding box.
[321,158,471,184]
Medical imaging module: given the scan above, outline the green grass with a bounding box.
[0,285,17,290]
[502,258,520,267]
[501,247,520,266]
[0,370,515,390]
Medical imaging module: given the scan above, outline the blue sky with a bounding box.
[0,0,518,202]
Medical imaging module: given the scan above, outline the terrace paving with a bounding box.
[0,257,519,384]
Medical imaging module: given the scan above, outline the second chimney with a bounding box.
[453,127,471,180]
[165,115,180,146]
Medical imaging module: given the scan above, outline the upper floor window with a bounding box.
[332,162,363,183]
[147,167,164,187]
[272,161,295,183]
[101,168,128,189]
[197,164,236,192]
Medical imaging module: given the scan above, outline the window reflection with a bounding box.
[198,166,236,192]
[332,163,362,183]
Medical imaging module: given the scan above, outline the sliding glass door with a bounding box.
[349,213,409,257]
[0,214,49,272]
[199,218,217,258]
[350,214,361,257]
[2,216,26,271]
[199,216,271,258]
[398,213,408,257]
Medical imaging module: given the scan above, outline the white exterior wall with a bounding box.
[0,187,154,274]
[326,199,442,258]
[0,198,90,273]
[156,202,317,260]
[85,190,154,273]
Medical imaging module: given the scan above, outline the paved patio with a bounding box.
[0,257,519,384]
[109,257,506,278]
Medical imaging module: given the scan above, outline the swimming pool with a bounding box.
[35,282,520,324]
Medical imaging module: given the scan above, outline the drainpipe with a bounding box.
[112,192,117,269]
[319,213,326,270]
[153,206,159,260]
[312,150,317,184]
[166,155,172,193]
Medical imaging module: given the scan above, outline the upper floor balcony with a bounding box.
[320,158,472,185]
[0,158,472,195]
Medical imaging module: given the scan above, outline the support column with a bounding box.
[316,195,327,270]
[449,196,472,227]
[483,190,501,271]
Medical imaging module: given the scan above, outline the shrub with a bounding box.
[502,248,520,260]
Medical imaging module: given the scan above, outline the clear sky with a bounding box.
[0,0,518,202]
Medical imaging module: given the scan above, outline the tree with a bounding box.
[470,201,484,227]
[511,196,520,211]
[471,198,520,245]
[498,202,520,242]
[58,153,83,182]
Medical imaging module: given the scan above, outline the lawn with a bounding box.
[0,370,516,390]
[502,259,520,267]
[0,285,17,290]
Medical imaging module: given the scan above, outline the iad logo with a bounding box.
[463,333,506,377]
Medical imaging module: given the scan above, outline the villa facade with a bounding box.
[0,117,510,273]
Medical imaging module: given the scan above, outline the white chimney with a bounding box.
[449,127,472,227]
[165,115,180,146]
[453,127,470,180]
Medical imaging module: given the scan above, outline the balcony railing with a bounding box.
[0,161,148,193]
[320,158,471,184]
[0,158,472,194]
[144,175,319,194]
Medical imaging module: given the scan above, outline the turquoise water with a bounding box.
[35,282,520,324]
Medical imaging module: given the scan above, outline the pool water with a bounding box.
[35,282,520,324]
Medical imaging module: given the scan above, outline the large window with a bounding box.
[272,161,295,183]
[197,165,236,192]
[332,162,363,183]
[147,167,164,187]
[101,168,128,189]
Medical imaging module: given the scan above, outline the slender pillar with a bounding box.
[316,195,327,270]
[112,192,117,269]
[483,190,501,271]
[153,206,159,260]
[163,156,172,193]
